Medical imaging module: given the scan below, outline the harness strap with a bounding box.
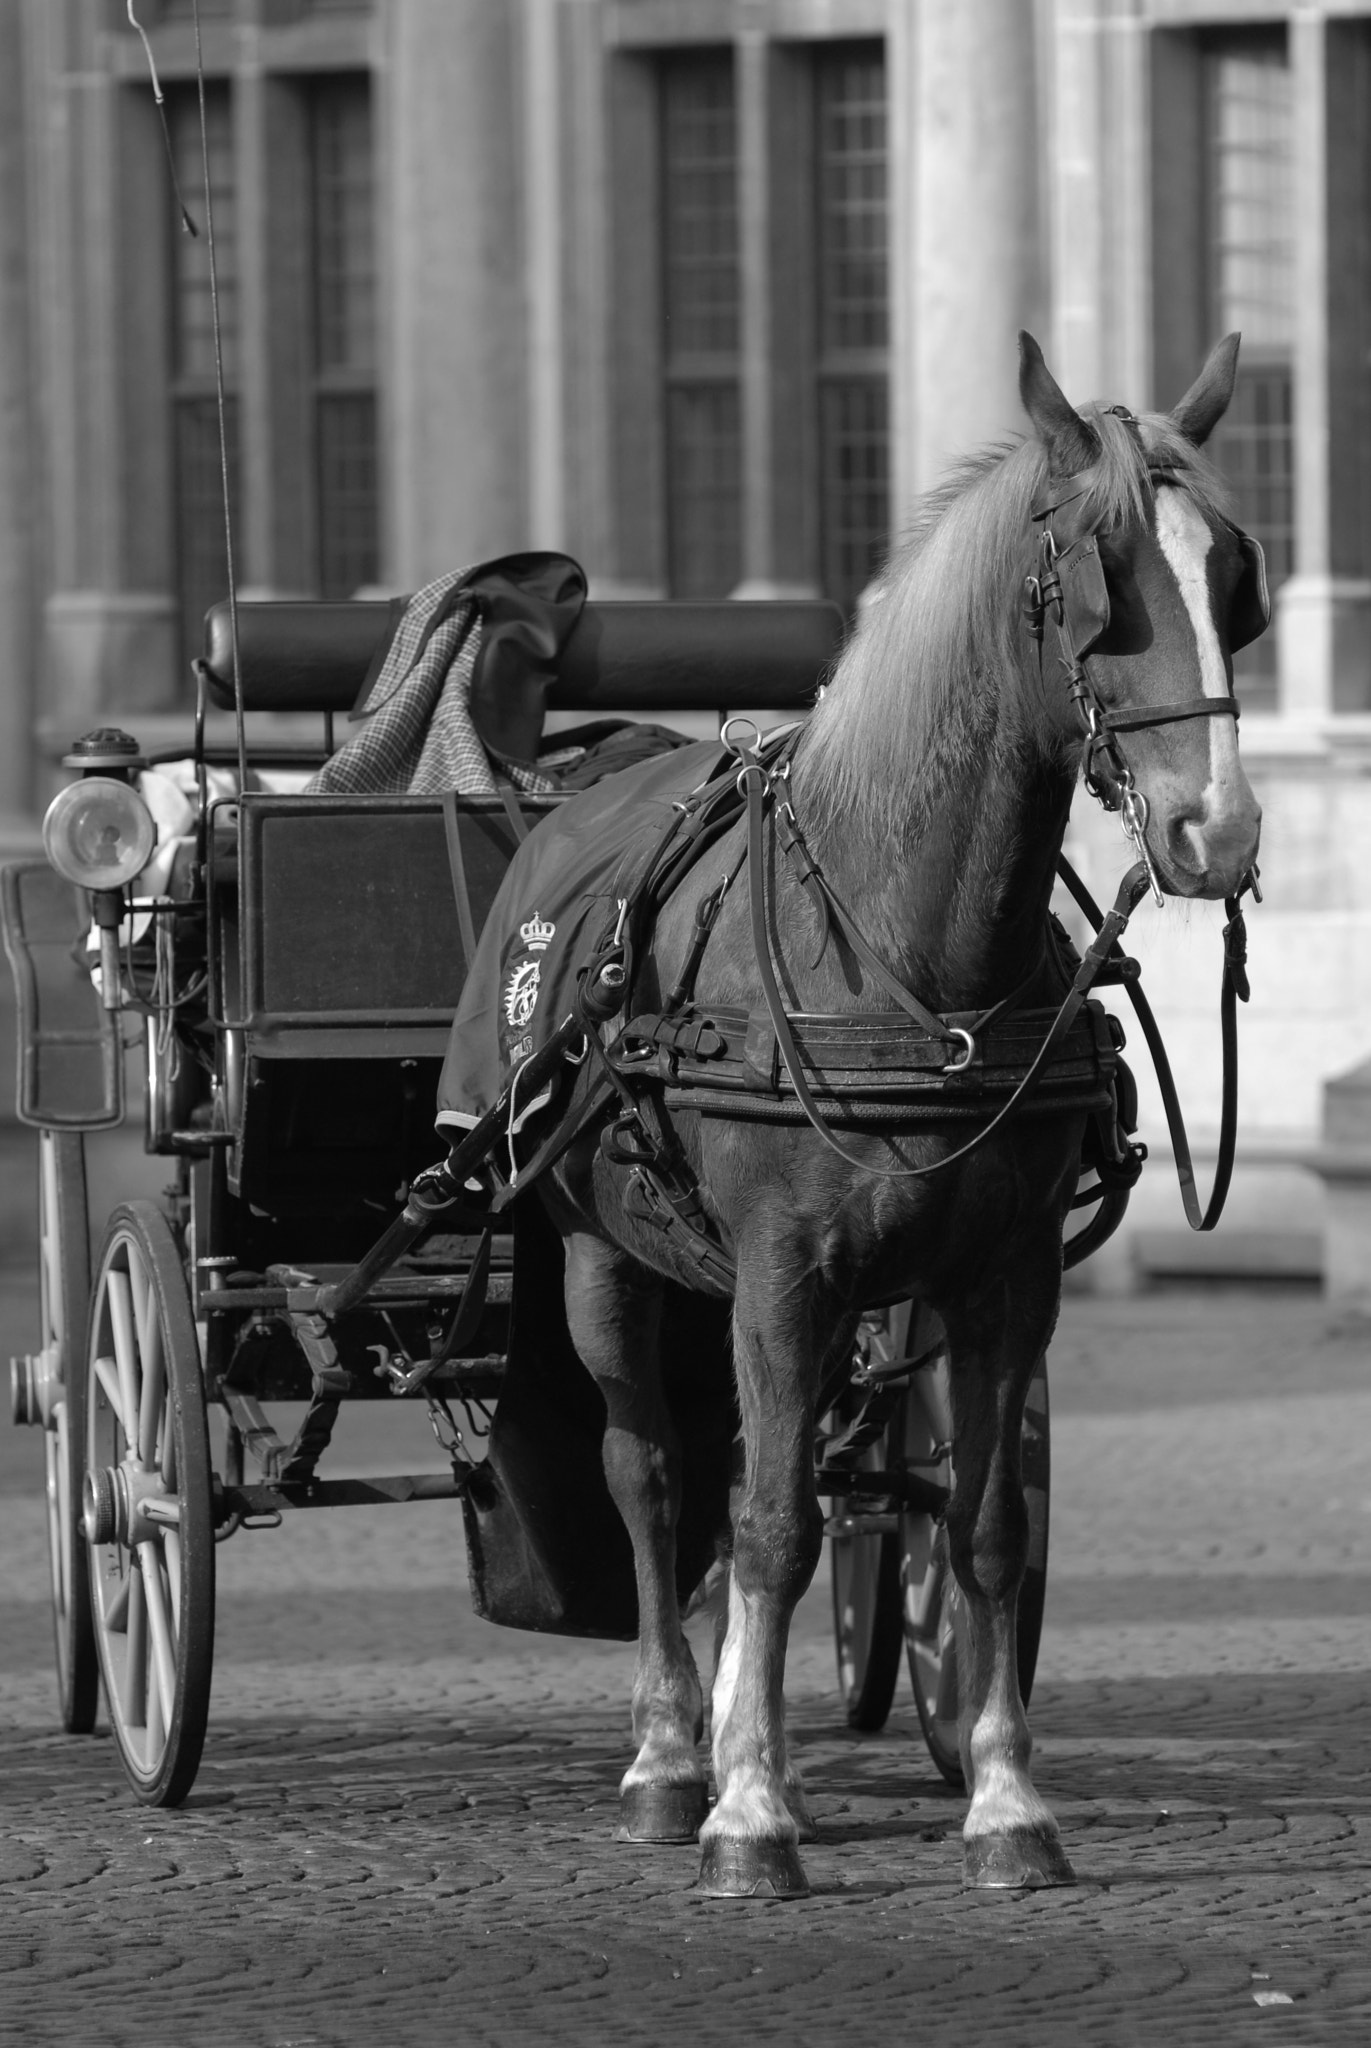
[494,778,531,844]
[1102,698,1240,734]
[440,788,479,970]
[742,756,1154,1182]
[769,791,963,1047]
[1055,859,1249,1232]
[771,793,1039,1043]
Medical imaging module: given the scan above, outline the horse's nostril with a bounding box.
[1167,808,1203,854]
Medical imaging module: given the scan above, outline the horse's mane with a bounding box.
[798,406,1234,843]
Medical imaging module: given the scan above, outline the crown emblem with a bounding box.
[519,913,556,952]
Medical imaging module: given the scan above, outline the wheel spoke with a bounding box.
[144,1636,165,1762]
[105,1569,131,1635]
[136,1287,165,1470]
[106,1269,141,1449]
[94,1354,128,1442]
[907,1542,948,1639]
[138,1543,177,1735]
[40,1139,62,1346]
[932,1629,960,1721]
[162,1527,182,1631]
[52,1408,72,1613]
[122,1568,147,1727]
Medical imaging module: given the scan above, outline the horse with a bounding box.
[475,332,1263,1897]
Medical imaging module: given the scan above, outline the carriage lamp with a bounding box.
[42,776,156,894]
[42,773,156,1011]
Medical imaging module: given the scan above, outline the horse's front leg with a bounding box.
[563,1232,708,1843]
[698,1224,826,1899]
[942,1249,1075,1890]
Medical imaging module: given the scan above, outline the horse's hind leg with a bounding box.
[942,1249,1075,1890]
[563,1232,707,1843]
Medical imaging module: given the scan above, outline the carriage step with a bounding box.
[825,1511,898,1538]
[219,1471,469,1517]
[814,1465,948,1516]
[199,1272,513,1312]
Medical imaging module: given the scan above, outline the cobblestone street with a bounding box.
[2,1280,1369,2047]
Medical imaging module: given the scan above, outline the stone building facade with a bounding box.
[1,0,1368,1291]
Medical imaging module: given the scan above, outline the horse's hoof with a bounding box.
[615,1781,709,1843]
[962,1828,1076,1890]
[695,1836,810,1900]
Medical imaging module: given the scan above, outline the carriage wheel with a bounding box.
[34,1132,99,1732]
[900,1331,1050,1788]
[827,1307,908,1732]
[83,1202,215,1806]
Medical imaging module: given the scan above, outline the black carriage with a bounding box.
[6,589,1124,1808]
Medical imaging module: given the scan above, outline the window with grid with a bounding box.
[815,43,889,618]
[661,53,740,600]
[169,84,239,673]
[1203,30,1293,705]
[311,76,379,599]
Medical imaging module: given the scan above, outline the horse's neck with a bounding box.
[796,734,1076,1012]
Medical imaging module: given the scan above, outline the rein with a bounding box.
[728,741,1251,1221]
[737,746,1142,1182]
[1056,859,1250,1231]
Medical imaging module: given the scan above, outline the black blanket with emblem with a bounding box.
[436,738,728,1142]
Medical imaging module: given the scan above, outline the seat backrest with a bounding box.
[200,597,846,716]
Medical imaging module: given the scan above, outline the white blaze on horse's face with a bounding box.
[1143,485,1262,898]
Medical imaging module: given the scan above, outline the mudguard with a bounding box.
[0,863,123,1129]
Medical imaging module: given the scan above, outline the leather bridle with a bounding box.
[1024,424,1264,903]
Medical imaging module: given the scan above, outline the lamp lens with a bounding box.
[42,779,157,891]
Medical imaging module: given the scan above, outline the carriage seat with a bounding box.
[195,593,846,1070]
[200,598,847,719]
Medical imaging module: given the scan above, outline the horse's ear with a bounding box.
[1018,332,1100,475]
[1170,333,1241,447]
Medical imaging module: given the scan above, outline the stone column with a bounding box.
[892,0,1047,507]
[558,0,613,581]
[1279,13,1371,716]
[523,0,566,553]
[0,0,36,815]
[382,0,528,584]
[1047,0,1150,406]
[1310,1057,1371,1319]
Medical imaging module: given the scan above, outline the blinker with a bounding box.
[1228,529,1270,653]
[1054,534,1111,660]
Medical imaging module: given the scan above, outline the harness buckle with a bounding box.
[941,1027,976,1075]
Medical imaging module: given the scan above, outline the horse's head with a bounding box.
[1019,334,1264,901]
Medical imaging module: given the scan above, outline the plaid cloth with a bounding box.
[305,569,559,798]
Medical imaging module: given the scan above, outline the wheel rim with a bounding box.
[832,1517,897,1705]
[899,1336,1050,1789]
[86,1206,213,1803]
[898,1334,964,1784]
[827,1307,906,1732]
[38,1132,97,1731]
